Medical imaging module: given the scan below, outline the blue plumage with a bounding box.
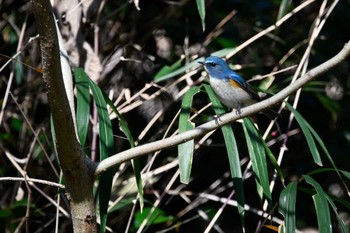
[199,56,277,119]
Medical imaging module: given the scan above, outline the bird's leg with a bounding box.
[213,114,222,125]
[235,105,242,117]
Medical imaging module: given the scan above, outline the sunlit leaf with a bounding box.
[178,86,200,184]
[304,175,332,233]
[279,182,297,233]
[74,68,90,147]
[154,58,183,82]
[196,0,206,32]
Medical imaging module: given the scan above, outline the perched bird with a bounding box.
[199,56,277,119]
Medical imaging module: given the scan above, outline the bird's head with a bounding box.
[198,56,231,79]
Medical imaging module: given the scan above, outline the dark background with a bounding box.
[1,0,350,232]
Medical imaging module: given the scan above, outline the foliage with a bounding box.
[1,0,350,232]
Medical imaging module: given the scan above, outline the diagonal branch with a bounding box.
[95,41,350,177]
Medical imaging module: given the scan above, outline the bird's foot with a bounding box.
[213,114,222,125]
[235,108,242,118]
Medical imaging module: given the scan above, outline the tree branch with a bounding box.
[95,41,350,176]
[31,0,96,232]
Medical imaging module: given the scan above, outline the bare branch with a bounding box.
[0,177,65,189]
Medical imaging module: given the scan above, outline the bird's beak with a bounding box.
[198,61,205,65]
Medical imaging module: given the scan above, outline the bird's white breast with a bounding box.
[209,77,256,110]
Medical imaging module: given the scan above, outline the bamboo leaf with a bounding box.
[178,86,200,184]
[279,182,297,233]
[196,0,206,32]
[304,175,332,233]
[287,102,349,193]
[204,84,245,229]
[77,68,114,233]
[285,102,322,166]
[242,118,272,205]
[104,95,144,212]
[154,58,183,82]
[74,68,90,147]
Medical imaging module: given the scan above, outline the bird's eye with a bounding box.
[210,62,216,67]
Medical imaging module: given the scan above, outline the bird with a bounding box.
[199,56,278,119]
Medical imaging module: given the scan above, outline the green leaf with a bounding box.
[313,194,332,233]
[134,207,175,229]
[279,182,297,233]
[154,58,201,83]
[104,95,144,212]
[108,198,135,213]
[277,0,293,21]
[178,86,200,184]
[74,68,91,147]
[325,194,348,233]
[11,117,23,132]
[204,84,245,229]
[50,115,58,161]
[305,175,348,233]
[340,170,350,180]
[88,78,114,159]
[14,55,23,85]
[304,175,332,233]
[315,93,340,122]
[285,102,322,166]
[286,102,349,193]
[262,139,285,186]
[78,68,115,233]
[242,118,272,205]
[154,58,183,82]
[196,0,206,32]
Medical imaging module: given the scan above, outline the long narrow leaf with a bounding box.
[263,140,284,186]
[204,84,245,229]
[287,102,350,193]
[154,58,183,81]
[74,68,90,147]
[178,86,200,184]
[325,194,348,233]
[104,95,144,211]
[306,120,347,186]
[304,175,332,233]
[279,182,297,233]
[77,68,115,233]
[277,0,293,21]
[285,102,322,165]
[242,118,272,205]
[196,0,206,32]
[313,194,332,233]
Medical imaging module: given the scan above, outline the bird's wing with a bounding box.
[227,72,261,101]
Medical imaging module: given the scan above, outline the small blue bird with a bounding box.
[199,56,277,119]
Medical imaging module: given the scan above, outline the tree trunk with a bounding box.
[31,0,97,232]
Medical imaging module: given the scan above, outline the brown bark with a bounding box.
[31,0,97,232]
